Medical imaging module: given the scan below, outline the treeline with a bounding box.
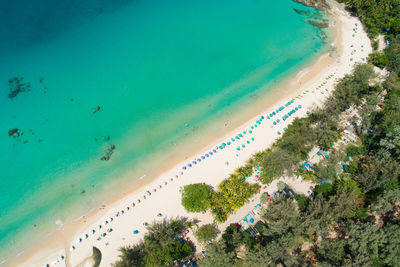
[199,61,400,265]
[113,219,193,266]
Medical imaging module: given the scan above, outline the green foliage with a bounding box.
[386,36,400,75]
[346,144,367,157]
[316,239,346,266]
[314,183,335,198]
[371,39,379,50]
[181,183,212,213]
[199,241,236,267]
[209,176,259,222]
[294,194,310,212]
[260,192,269,203]
[195,224,219,244]
[337,0,400,38]
[241,231,255,249]
[368,51,389,69]
[113,219,192,267]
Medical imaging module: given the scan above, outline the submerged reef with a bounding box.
[8,77,31,99]
[294,0,329,10]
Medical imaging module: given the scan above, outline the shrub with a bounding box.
[195,224,219,244]
[181,183,213,213]
[295,194,310,211]
[368,52,389,69]
[314,183,335,198]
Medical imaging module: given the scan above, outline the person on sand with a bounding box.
[157,213,163,217]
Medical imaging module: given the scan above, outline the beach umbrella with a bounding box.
[201,156,205,159]
[272,112,276,115]
[267,116,270,119]
[291,100,294,103]
[237,147,240,151]
[273,121,277,125]
[205,153,209,157]
[192,161,197,164]
[277,119,280,123]
[231,138,235,142]
[91,229,95,234]
[254,124,257,127]
[70,246,76,251]
[239,134,243,137]
[153,189,156,192]
[182,166,186,170]
[133,230,139,234]
[298,105,302,108]
[256,121,260,124]
[188,163,192,167]
[213,149,217,153]
[249,130,252,134]
[219,146,223,149]
[209,152,213,155]
[243,131,246,134]
[251,126,254,129]
[295,107,298,111]
[227,142,231,145]
[247,141,250,144]
[277,131,281,135]
[251,138,254,141]
[242,144,245,148]
[250,218,254,223]
[261,116,264,119]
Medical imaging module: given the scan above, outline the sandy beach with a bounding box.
[11,1,372,266]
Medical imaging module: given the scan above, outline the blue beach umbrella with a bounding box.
[209,152,213,155]
[277,131,281,135]
[188,163,192,167]
[272,112,276,115]
[205,153,209,157]
[197,158,201,162]
[192,161,197,165]
[133,230,139,234]
[201,156,205,159]
[182,166,187,170]
[231,138,235,142]
[250,218,254,223]
[213,149,217,153]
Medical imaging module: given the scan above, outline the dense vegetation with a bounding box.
[181,183,213,213]
[198,61,400,266]
[194,224,219,245]
[113,219,193,266]
[180,175,259,223]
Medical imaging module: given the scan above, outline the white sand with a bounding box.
[14,2,372,266]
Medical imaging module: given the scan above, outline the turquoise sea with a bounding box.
[0,0,328,263]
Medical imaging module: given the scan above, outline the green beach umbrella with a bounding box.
[247,141,250,144]
[242,144,245,148]
[249,130,252,134]
[251,138,254,141]
[237,147,240,151]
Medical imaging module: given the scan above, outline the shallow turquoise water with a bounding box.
[0,0,327,262]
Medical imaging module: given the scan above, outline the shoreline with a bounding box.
[10,1,372,266]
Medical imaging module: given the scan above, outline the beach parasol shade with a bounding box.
[188,163,192,167]
[250,218,254,223]
[133,230,139,234]
[182,166,187,170]
[251,138,255,141]
[249,130,252,134]
[237,147,240,151]
[242,144,245,148]
[277,131,281,135]
[247,141,250,144]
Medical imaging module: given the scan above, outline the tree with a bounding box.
[356,156,399,193]
[316,239,346,266]
[114,219,193,266]
[200,241,236,267]
[294,194,309,212]
[314,183,335,198]
[195,224,219,244]
[181,183,213,213]
[262,196,302,237]
[377,126,400,162]
[346,222,387,265]
[368,52,388,69]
